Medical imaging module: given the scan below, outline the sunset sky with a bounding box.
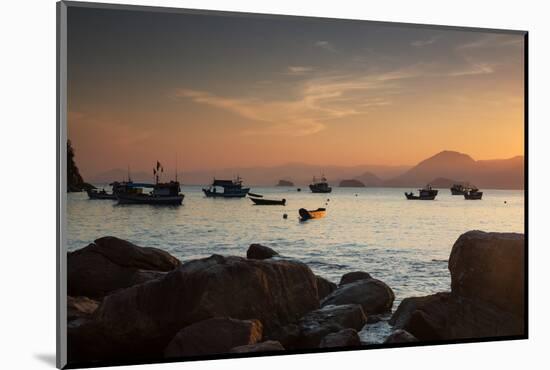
[67,6,525,179]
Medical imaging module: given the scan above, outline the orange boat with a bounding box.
[299,207,326,221]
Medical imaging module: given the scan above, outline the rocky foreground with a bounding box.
[67,231,525,364]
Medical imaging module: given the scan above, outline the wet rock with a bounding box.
[384,329,418,344]
[230,340,285,353]
[366,314,385,324]
[68,237,180,299]
[389,296,433,329]
[266,323,301,349]
[319,328,361,348]
[247,244,279,260]
[297,304,367,348]
[164,317,263,358]
[70,254,318,362]
[316,275,337,300]
[339,271,372,286]
[67,296,99,322]
[321,278,395,315]
[449,231,525,317]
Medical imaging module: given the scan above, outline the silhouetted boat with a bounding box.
[309,176,332,193]
[117,181,184,205]
[450,184,469,195]
[248,192,263,198]
[464,188,483,200]
[202,177,250,198]
[405,184,438,200]
[250,197,286,205]
[87,188,116,200]
[299,207,326,220]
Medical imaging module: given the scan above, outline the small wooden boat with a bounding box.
[464,189,483,200]
[405,184,438,200]
[87,189,117,200]
[250,197,286,205]
[117,181,184,205]
[203,177,250,198]
[248,192,263,198]
[299,207,326,221]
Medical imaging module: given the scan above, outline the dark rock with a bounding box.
[339,271,372,286]
[246,244,279,260]
[67,296,99,322]
[70,254,318,362]
[394,292,524,342]
[449,230,525,317]
[164,317,263,358]
[389,296,433,329]
[316,275,337,300]
[384,329,418,344]
[322,278,395,315]
[366,314,385,324]
[266,323,301,349]
[68,237,180,299]
[297,304,367,348]
[319,328,361,348]
[230,340,285,353]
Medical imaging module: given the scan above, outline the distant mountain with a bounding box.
[67,140,94,192]
[339,179,366,187]
[428,177,466,188]
[385,151,523,189]
[354,171,384,187]
[276,179,294,186]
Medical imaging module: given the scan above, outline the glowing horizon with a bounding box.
[67,7,525,179]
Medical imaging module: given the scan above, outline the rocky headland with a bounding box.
[66,230,525,365]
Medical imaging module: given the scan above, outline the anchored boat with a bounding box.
[299,207,327,221]
[464,188,483,200]
[405,184,438,200]
[86,188,117,200]
[309,175,332,193]
[203,177,250,198]
[250,197,286,206]
[116,181,184,205]
[450,184,469,195]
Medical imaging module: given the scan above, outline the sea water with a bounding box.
[67,186,524,341]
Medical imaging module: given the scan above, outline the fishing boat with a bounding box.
[309,175,332,193]
[202,177,250,198]
[86,188,117,200]
[405,184,438,200]
[116,181,184,205]
[450,184,469,195]
[299,207,327,221]
[250,197,286,206]
[464,188,483,200]
[116,161,184,205]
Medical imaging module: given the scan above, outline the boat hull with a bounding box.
[250,197,286,205]
[87,190,117,200]
[202,188,250,198]
[309,185,332,193]
[117,193,184,205]
[464,192,483,200]
[299,207,326,220]
[450,189,467,195]
[405,192,436,200]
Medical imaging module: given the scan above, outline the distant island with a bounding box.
[339,179,365,187]
[276,179,294,186]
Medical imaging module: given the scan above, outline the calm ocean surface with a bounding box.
[67,185,524,340]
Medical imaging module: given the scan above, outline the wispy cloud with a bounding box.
[315,40,336,52]
[172,66,418,136]
[410,36,439,47]
[286,66,314,75]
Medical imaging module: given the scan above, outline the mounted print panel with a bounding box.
[57,1,527,368]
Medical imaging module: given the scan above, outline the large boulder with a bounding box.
[316,276,337,300]
[230,340,285,353]
[164,317,262,358]
[321,278,395,315]
[389,296,433,329]
[319,328,361,348]
[384,329,418,344]
[339,271,372,286]
[297,304,367,348]
[449,231,525,316]
[69,254,318,362]
[67,296,99,322]
[247,244,278,260]
[392,292,524,341]
[68,237,180,299]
